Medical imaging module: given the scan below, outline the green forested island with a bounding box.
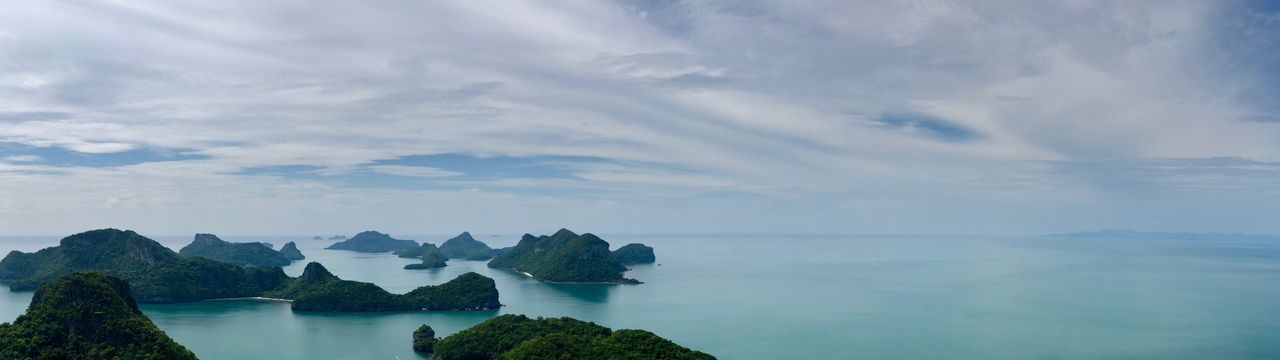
[488,229,638,283]
[325,231,419,253]
[0,272,198,359]
[0,229,500,310]
[403,246,449,270]
[438,232,498,260]
[611,243,657,265]
[265,262,499,311]
[423,314,714,359]
[280,241,306,261]
[394,242,439,259]
[178,233,294,267]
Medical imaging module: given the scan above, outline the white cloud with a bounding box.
[2,155,41,162]
[367,165,461,178]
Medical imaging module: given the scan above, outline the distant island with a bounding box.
[327,235,347,240]
[326,231,419,252]
[394,242,439,259]
[178,233,294,267]
[0,272,197,359]
[1049,229,1280,241]
[438,232,499,260]
[280,241,306,260]
[488,229,639,284]
[422,314,714,359]
[403,245,448,270]
[0,229,501,310]
[611,243,656,265]
[265,262,499,311]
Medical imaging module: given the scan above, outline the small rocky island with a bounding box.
[611,243,656,265]
[326,231,419,253]
[438,232,498,260]
[178,233,295,267]
[419,314,714,359]
[265,262,499,311]
[0,272,197,359]
[403,245,449,269]
[280,241,306,260]
[394,242,438,259]
[1,229,502,310]
[487,229,639,283]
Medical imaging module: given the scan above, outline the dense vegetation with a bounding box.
[178,233,293,267]
[2,229,498,310]
[611,243,656,265]
[487,229,638,283]
[0,272,198,359]
[264,262,500,311]
[1,229,183,290]
[279,241,306,261]
[325,231,419,253]
[438,232,497,260]
[394,242,439,259]
[404,246,448,269]
[426,314,713,360]
[413,325,436,353]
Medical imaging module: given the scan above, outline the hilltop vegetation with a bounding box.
[264,263,499,311]
[488,229,638,283]
[438,232,497,260]
[0,272,197,359]
[326,231,419,253]
[404,246,448,270]
[394,242,439,259]
[611,243,656,265]
[425,314,714,360]
[1,229,501,311]
[279,241,306,260]
[178,233,293,267]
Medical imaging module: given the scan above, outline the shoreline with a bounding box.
[201,296,294,303]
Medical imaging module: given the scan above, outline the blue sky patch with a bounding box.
[0,142,207,167]
[876,113,982,142]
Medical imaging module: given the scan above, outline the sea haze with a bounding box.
[1,233,1277,359]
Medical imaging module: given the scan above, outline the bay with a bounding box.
[1,234,1277,359]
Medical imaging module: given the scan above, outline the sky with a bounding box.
[1,0,1278,236]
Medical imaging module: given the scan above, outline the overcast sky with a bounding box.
[1,0,1278,236]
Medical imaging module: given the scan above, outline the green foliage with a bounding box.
[487,229,637,283]
[0,229,180,290]
[265,263,499,311]
[325,231,419,253]
[0,272,197,360]
[438,232,496,260]
[122,257,290,303]
[431,315,713,360]
[413,325,436,353]
[404,247,448,269]
[610,243,656,265]
[279,241,306,261]
[178,233,292,267]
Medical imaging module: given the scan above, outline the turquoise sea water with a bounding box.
[1,234,1277,359]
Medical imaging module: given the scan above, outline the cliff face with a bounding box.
[0,272,198,359]
[487,229,636,283]
[325,231,419,253]
[178,233,293,267]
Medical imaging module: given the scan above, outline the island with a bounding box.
[611,243,656,265]
[325,231,419,253]
[413,325,436,353]
[328,235,348,240]
[422,314,714,359]
[394,242,439,259]
[313,235,324,240]
[487,229,639,283]
[280,241,306,260]
[178,233,293,267]
[0,272,197,359]
[264,262,499,311]
[404,246,448,270]
[1,229,502,310]
[438,232,497,260]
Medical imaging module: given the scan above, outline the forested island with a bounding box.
[280,241,306,260]
[419,314,714,359]
[0,229,500,311]
[325,231,419,252]
[403,245,449,270]
[0,272,198,359]
[178,233,294,267]
[611,243,656,265]
[438,232,499,260]
[394,242,439,259]
[487,229,639,283]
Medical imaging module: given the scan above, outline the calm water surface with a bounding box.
[1,234,1277,359]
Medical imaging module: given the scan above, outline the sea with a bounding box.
[0,234,1277,359]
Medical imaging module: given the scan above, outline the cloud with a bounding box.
[2,155,41,162]
[0,1,1277,234]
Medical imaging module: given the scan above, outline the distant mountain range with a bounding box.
[1049,229,1280,241]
